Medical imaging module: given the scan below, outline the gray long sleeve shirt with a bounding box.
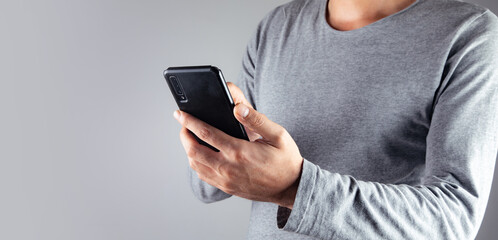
[188,0,498,239]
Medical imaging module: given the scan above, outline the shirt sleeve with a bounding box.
[277,10,498,240]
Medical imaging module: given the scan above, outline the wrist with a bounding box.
[276,159,303,209]
[277,180,299,209]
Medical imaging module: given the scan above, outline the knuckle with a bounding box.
[217,164,235,178]
[272,128,288,145]
[233,149,246,163]
[217,164,228,176]
[251,113,265,127]
[221,139,236,154]
[218,138,230,149]
[198,127,211,140]
[276,128,287,139]
[186,145,197,158]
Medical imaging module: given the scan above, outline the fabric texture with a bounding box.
[188,0,498,239]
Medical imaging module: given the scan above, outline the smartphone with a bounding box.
[164,65,249,151]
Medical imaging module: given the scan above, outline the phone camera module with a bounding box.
[169,76,179,86]
[169,75,187,102]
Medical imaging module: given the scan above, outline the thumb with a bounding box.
[234,103,284,144]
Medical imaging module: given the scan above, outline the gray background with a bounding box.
[0,0,496,239]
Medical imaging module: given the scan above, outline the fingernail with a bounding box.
[173,110,180,120]
[237,104,249,118]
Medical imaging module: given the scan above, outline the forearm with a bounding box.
[278,159,494,240]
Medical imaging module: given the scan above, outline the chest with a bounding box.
[250,32,449,181]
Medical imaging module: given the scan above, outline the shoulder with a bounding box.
[255,0,319,32]
[433,0,498,47]
[261,0,316,20]
[436,2,498,89]
[418,0,497,29]
[250,0,320,50]
[431,0,489,13]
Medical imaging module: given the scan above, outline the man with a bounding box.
[173,0,498,239]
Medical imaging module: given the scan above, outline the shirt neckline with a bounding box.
[320,0,423,35]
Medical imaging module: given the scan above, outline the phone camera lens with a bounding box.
[169,76,184,95]
[169,76,178,85]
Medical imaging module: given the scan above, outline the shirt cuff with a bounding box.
[277,158,318,233]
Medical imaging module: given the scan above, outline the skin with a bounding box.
[174,83,303,209]
[175,0,420,209]
[328,0,417,31]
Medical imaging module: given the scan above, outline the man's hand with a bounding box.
[174,83,304,209]
[225,82,261,141]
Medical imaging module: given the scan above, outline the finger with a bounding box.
[189,158,232,194]
[188,158,217,182]
[192,159,235,195]
[174,110,242,152]
[179,127,223,170]
[226,82,252,107]
[233,103,286,146]
[225,83,261,141]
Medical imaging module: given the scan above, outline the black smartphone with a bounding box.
[164,65,249,151]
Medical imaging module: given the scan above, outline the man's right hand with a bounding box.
[226,82,261,142]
